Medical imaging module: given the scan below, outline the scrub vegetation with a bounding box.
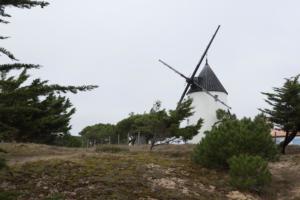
[0,143,300,200]
[1,1,300,200]
[192,111,278,170]
[192,111,279,192]
[0,143,231,200]
[228,155,272,192]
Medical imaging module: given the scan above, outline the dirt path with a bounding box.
[269,154,300,200]
[7,152,95,166]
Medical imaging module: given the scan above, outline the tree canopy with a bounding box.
[192,111,278,169]
[0,0,49,59]
[0,0,98,144]
[80,123,116,145]
[115,99,203,150]
[0,64,97,143]
[261,74,300,154]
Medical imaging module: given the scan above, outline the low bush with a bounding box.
[228,154,271,192]
[0,148,7,170]
[45,193,65,200]
[54,135,83,147]
[0,148,7,153]
[0,191,19,200]
[96,145,129,153]
[192,113,278,169]
[0,157,6,170]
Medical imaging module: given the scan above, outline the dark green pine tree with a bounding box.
[0,57,97,144]
[0,0,49,59]
[0,1,98,144]
[261,75,300,154]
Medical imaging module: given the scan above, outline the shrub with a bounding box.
[228,154,271,192]
[0,148,7,170]
[0,148,7,153]
[0,157,6,170]
[0,191,19,200]
[63,135,82,147]
[45,193,65,200]
[192,113,278,169]
[96,145,129,153]
[54,135,83,147]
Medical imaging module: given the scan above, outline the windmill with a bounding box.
[159,25,231,143]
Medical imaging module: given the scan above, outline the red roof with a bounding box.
[271,129,300,137]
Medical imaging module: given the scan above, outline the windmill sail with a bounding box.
[178,25,221,106]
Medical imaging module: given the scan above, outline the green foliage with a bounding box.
[80,123,117,145]
[96,145,129,153]
[228,155,271,192]
[0,66,97,143]
[0,1,49,59]
[116,114,141,144]
[0,191,19,200]
[261,75,300,131]
[54,134,83,147]
[0,1,97,144]
[0,1,49,23]
[261,75,300,153]
[45,193,65,200]
[116,99,202,149]
[0,148,7,170]
[192,112,278,169]
[0,148,7,153]
[0,157,6,170]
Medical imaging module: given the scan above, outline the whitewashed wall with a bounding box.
[186,91,228,144]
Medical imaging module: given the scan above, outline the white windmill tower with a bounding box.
[186,59,229,143]
[159,25,231,144]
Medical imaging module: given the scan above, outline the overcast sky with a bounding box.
[1,0,299,135]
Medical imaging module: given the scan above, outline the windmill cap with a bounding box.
[188,62,228,94]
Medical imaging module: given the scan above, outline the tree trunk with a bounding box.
[281,130,297,154]
[280,131,289,154]
[150,140,155,151]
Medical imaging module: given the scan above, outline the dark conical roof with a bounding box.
[188,61,228,94]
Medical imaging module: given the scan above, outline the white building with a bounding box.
[187,60,228,144]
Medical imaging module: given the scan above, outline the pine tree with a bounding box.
[0,55,97,144]
[0,0,49,165]
[0,0,49,59]
[79,123,116,146]
[116,99,203,150]
[0,1,98,144]
[192,113,278,169]
[261,75,300,154]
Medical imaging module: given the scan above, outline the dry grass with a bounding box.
[0,143,231,200]
[0,143,299,200]
[129,144,195,152]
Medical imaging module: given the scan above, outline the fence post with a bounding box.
[128,133,130,145]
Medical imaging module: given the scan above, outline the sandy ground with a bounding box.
[1,143,300,200]
[269,153,300,200]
